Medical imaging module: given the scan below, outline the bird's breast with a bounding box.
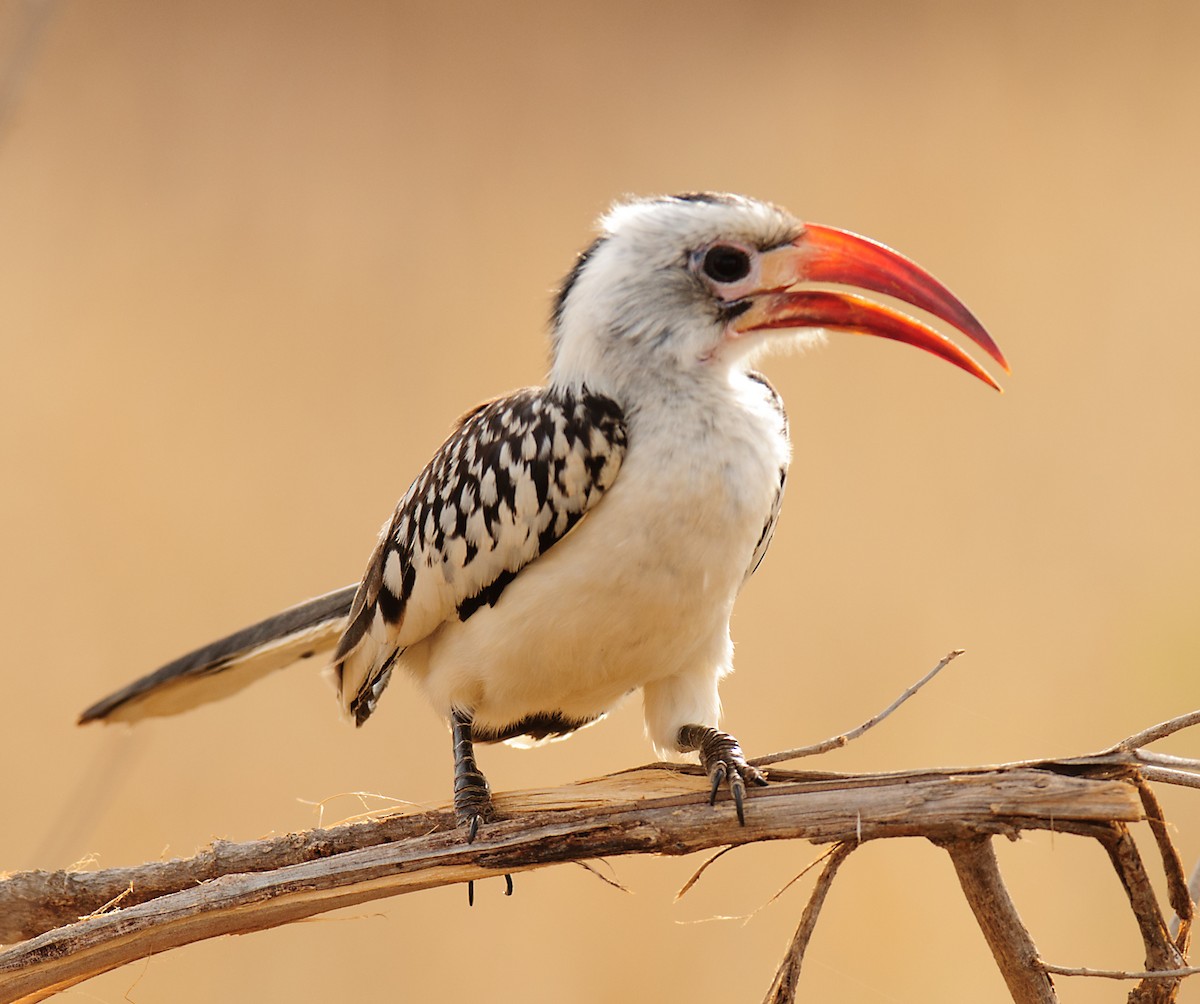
[409,374,790,727]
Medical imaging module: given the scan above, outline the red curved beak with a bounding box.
[732,223,1007,391]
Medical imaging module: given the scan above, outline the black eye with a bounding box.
[701,244,752,284]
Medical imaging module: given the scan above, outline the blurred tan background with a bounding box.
[3,1,1199,1001]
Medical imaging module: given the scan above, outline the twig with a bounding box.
[943,836,1057,1004]
[675,846,737,901]
[750,649,963,767]
[1134,766,1200,792]
[1039,963,1200,980]
[753,845,843,920]
[1115,711,1200,753]
[572,859,632,894]
[1135,751,1200,772]
[762,842,854,1004]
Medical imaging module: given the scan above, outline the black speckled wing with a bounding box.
[333,386,627,725]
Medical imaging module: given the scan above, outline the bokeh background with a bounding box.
[3,2,1199,1001]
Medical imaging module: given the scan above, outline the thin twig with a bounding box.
[1115,711,1200,753]
[1135,750,1200,772]
[742,846,844,928]
[762,842,854,1004]
[750,649,963,767]
[1135,766,1200,791]
[675,846,737,901]
[572,859,632,894]
[1039,963,1200,980]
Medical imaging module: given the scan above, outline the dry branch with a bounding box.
[944,836,1057,1004]
[0,760,1149,1003]
[7,703,1200,1003]
[1099,824,1187,1003]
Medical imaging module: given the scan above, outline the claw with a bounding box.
[466,813,480,844]
[467,874,514,906]
[731,771,747,826]
[708,761,727,805]
[678,724,768,825]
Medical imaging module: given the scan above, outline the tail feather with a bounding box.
[78,586,357,724]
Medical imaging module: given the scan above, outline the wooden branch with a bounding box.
[1098,824,1187,1003]
[0,761,1143,1002]
[1136,781,1193,951]
[944,836,1058,1004]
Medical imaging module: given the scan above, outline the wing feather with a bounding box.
[79,586,357,723]
[333,386,627,725]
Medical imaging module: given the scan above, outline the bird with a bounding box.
[80,192,1006,844]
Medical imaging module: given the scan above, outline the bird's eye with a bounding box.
[701,245,753,284]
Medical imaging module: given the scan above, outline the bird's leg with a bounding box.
[677,724,768,825]
[451,709,513,906]
[451,708,493,841]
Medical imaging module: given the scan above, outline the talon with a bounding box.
[466,813,480,844]
[731,772,747,826]
[678,724,768,822]
[708,761,727,805]
[467,874,512,905]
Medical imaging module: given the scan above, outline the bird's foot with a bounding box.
[677,724,768,825]
[451,708,494,842]
[454,769,494,843]
[454,762,514,905]
[450,709,513,905]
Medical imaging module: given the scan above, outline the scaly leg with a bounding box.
[677,724,768,825]
[451,708,493,841]
[450,709,512,905]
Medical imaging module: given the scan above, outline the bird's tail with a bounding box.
[78,586,358,724]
